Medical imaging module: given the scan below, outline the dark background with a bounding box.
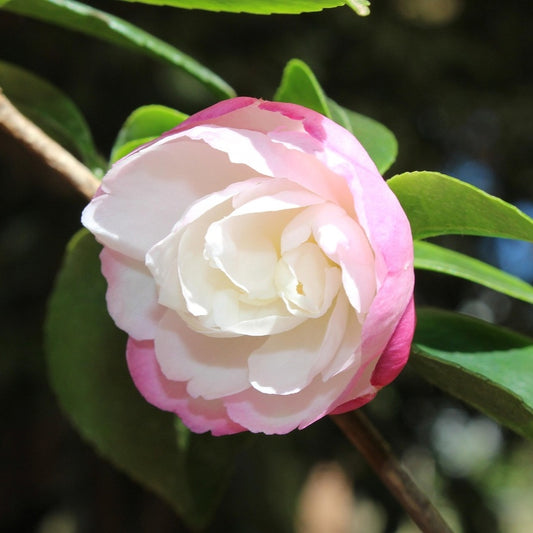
[1,0,533,531]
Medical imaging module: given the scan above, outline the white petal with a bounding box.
[100,247,164,340]
[225,365,355,434]
[186,126,354,212]
[320,303,362,380]
[281,203,377,317]
[247,294,349,395]
[82,136,259,261]
[276,242,341,318]
[204,214,280,300]
[154,309,263,400]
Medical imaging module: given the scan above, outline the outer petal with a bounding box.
[370,296,415,387]
[82,137,258,260]
[154,309,264,400]
[224,366,355,434]
[100,247,164,340]
[126,338,245,435]
[183,125,354,213]
[328,296,415,414]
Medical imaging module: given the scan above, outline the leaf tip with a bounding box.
[346,0,371,16]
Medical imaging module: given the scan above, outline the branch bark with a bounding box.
[332,410,454,533]
[0,89,99,200]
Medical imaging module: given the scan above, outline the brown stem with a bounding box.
[0,89,99,200]
[331,410,454,533]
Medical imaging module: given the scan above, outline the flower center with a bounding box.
[274,241,342,318]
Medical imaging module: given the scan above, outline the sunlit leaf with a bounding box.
[115,0,346,15]
[389,171,533,241]
[411,308,533,440]
[274,59,331,118]
[0,60,104,174]
[3,0,235,99]
[110,104,188,162]
[340,105,397,174]
[414,240,533,305]
[45,230,247,528]
[274,58,397,173]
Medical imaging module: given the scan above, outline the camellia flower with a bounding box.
[82,97,415,435]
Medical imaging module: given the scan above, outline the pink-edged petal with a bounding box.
[100,247,164,340]
[324,352,380,416]
[126,338,245,435]
[328,298,415,415]
[225,366,354,434]
[82,137,257,261]
[371,296,415,387]
[360,261,415,368]
[247,294,349,396]
[264,101,413,303]
[183,125,354,211]
[166,97,257,133]
[329,392,377,415]
[153,309,263,400]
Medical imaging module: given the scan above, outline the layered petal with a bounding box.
[100,247,163,340]
[126,338,245,435]
[154,310,263,400]
[83,97,415,436]
[82,137,260,260]
[247,293,351,396]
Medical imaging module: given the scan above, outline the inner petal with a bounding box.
[247,294,350,396]
[203,209,296,301]
[275,242,341,318]
[280,203,377,318]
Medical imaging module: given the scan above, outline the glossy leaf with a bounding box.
[388,171,533,241]
[45,229,247,528]
[414,240,533,305]
[115,0,345,14]
[274,58,397,173]
[0,60,104,174]
[411,308,533,440]
[110,105,188,162]
[3,0,235,99]
[274,59,332,118]
[340,105,398,174]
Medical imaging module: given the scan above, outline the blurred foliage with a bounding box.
[1,0,533,532]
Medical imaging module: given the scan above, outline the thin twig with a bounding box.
[332,410,454,533]
[0,89,99,200]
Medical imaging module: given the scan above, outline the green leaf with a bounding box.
[339,105,398,174]
[388,171,533,241]
[411,308,533,440]
[110,104,188,163]
[274,58,398,173]
[115,0,345,14]
[0,60,104,174]
[174,418,251,524]
[414,240,533,305]
[45,229,247,528]
[3,0,235,99]
[274,59,332,118]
